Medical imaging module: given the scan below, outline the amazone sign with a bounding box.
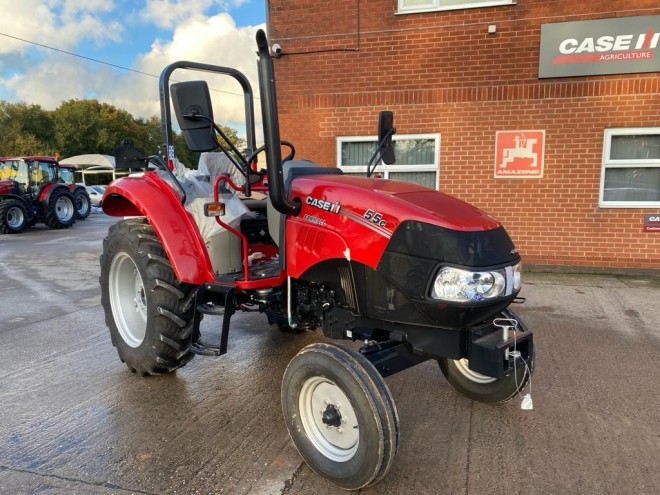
[539,15,660,78]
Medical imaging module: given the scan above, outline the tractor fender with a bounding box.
[39,183,71,206]
[70,184,87,195]
[0,193,29,205]
[102,173,216,284]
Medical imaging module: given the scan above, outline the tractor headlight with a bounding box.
[430,262,522,303]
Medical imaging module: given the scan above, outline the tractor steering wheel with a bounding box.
[245,141,296,172]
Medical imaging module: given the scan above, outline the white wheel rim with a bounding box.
[56,196,75,222]
[109,252,147,348]
[299,376,359,462]
[454,358,497,384]
[77,195,89,214]
[7,206,24,229]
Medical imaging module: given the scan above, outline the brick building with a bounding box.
[266,0,660,272]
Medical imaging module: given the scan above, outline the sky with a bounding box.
[0,0,267,137]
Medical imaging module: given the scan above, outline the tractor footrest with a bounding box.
[189,340,225,356]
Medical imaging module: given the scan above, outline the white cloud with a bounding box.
[104,14,265,136]
[0,2,266,142]
[140,0,248,29]
[0,0,122,55]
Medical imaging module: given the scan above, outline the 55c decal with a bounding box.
[364,209,387,228]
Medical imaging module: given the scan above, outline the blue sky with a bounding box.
[0,0,267,128]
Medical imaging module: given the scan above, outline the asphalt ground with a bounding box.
[0,213,659,495]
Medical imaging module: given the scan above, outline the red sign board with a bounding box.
[644,214,660,232]
[495,130,545,179]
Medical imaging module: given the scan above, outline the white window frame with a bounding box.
[599,127,660,208]
[337,133,440,190]
[397,0,515,15]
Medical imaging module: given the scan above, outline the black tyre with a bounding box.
[73,189,92,219]
[282,343,398,490]
[439,312,534,403]
[99,218,197,375]
[43,188,76,229]
[0,199,29,234]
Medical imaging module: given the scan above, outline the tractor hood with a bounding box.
[286,173,517,276]
[290,173,501,233]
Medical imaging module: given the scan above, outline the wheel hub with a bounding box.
[7,206,24,229]
[322,404,342,428]
[55,196,74,222]
[299,377,359,462]
[108,252,147,348]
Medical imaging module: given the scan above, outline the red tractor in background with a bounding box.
[99,30,535,490]
[0,156,76,234]
[56,163,92,220]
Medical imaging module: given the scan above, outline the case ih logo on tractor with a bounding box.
[99,30,535,490]
[0,156,79,234]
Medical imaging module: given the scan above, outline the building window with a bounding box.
[600,128,660,208]
[337,134,439,189]
[397,0,515,15]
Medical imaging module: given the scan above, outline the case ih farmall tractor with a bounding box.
[99,30,534,490]
[57,163,92,219]
[0,156,77,234]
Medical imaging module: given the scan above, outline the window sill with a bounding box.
[396,0,515,16]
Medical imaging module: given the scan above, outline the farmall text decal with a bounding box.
[539,16,660,78]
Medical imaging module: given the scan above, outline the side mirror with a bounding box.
[378,111,396,165]
[171,80,217,152]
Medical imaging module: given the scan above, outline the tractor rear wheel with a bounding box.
[73,189,92,219]
[43,189,76,229]
[282,343,399,490]
[0,199,29,234]
[99,218,197,376]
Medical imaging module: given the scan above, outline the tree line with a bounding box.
[0,99,240,170]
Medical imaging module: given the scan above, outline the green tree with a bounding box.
[0,101,54,156]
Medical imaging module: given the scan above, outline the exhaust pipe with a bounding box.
[256,29,301,216]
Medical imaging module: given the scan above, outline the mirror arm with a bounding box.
[366,127,396,178]
[183,113,252,197]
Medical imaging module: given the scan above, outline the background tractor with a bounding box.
[0,156,76,234]
[99,30,534,490]
[57,163,92,219]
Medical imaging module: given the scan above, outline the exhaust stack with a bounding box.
[256,29,301,216]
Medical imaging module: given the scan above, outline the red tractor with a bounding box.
[0,156,77,234]
[57,163,92,219]
[99,30,534,490]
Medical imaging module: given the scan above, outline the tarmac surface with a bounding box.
[0,213,659,495]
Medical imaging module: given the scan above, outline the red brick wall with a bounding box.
[268,0,660,271]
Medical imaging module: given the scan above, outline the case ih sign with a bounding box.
[539,15,660,78]
[644,214,660,232]
[494,130,545,179]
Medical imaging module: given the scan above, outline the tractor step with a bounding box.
[197,303,225,315]
[188,285,236,357]
[190,340,224,356]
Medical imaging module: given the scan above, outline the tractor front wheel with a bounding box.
[99,218,197,376]
[0,200,29,234]
[43,189,76,229]
[282,343,399,490]
[439,322,534,404]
